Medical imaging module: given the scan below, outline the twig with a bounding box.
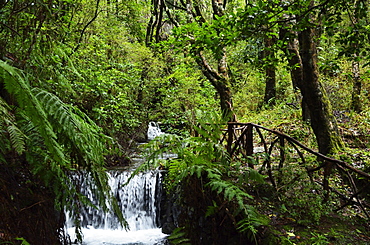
[72,0,101,54]
[20,200,46,212]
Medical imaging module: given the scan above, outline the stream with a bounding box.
[65,123,168,245]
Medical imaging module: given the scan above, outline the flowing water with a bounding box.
[65,169,167,245]
[65,123,168,245]
[147,122,164,141]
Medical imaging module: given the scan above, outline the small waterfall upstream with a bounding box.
[147,122,164,141]
[65,123,168,245]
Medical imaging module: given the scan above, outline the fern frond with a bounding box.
[0,97,28,155]
[7,125,26,154]
[0,60,66,165]
[0,98,12,160]
[0,61,127,233]
[167,227,191,245]
[208,179,254,202]
[32,87,127,228]
[33,88,107,166]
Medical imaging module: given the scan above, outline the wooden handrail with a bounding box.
[223,122,370,179]
[220,122,369,217]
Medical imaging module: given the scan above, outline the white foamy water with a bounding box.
[147,122,164,141]
[67,227,167,245]
[65,170,167,245]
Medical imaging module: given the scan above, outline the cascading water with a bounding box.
[65,123,169,244]
[147,122,164,141]
[65,169,167,245]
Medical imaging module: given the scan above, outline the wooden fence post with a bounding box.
[227,122,233,155]
[246,124,254,169]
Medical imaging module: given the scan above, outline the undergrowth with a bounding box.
[0,61,126,244]
[143,113,270,244]
[140,107,370,244]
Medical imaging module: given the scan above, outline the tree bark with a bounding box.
[298,26,343,155]
[263,36,276,106]
[195,49,233,120]
[282,30,310,121]
[298,20,344,201]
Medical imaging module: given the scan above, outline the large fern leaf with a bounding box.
[0,61,127,233]
[0,60,67,165]
[0,97,27,155]
[33,88,107,166]
[7,125,26,154]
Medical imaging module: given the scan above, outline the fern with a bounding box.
[7,125,26,154]
[143,114,268,241]
[0,60,127,241]
[207,179,253,202]
[0,60,66,165]
[0,97,26,156]
[33,88,108,169]
[167,227,191,245]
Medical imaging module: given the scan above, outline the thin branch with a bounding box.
[193,2,206,23]
[72,0,101,54]
[155,0,165,42]
[195,50,222,85]
[0,22,20,36]
[263,0,331,29]
[164,2,179,27]
[20,200,47,212]
[165,0,187,11]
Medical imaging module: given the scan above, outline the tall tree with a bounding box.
[296,0,344,155]
[262,34,277,106]
[235,0,344,154]
[279,22,310,121]
[147,0,235,120]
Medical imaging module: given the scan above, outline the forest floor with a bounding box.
[248,111,370,245]
[263,209,370,244]
[251,173,370,245]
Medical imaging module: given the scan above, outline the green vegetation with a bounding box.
[0,0,369,244]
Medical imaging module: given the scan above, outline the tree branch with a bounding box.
[0,22,20,36]
[165,0,187,11]
[72,0,101,53]
[195,49,221,86]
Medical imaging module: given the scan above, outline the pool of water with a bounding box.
[67,227,167,245]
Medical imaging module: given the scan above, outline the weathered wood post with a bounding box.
[279,136,285,170]
[227,122,233,155]
[277,136,285,184]
[246,124,254,169]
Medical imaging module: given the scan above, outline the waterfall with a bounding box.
[147,122,164,141]
[65,169,167,245]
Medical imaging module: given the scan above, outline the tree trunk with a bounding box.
[280,28,310,121]
[287,37,311,122]
[193,0,234,121]
[146,0,165,46]
[147,0,234,121]
[263,36,276,106]
[298,27,343,155]
[195,50,233,120]
[298,21,344,201]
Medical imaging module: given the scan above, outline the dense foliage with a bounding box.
[0,0,369,244]
[143,116,270,244]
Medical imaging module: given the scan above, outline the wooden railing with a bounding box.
[220,122,370,219]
